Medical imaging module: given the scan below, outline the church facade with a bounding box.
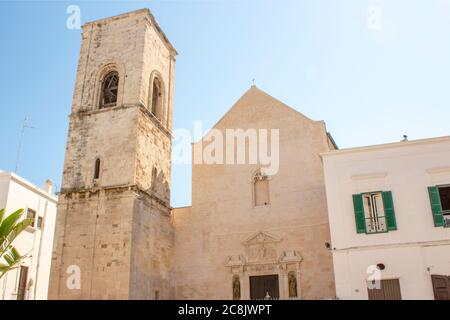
[49,9,336,300]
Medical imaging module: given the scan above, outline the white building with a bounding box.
[0,171,57,300]
[322,136,450,300]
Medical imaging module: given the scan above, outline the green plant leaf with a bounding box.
[0,208,24,237]
[0,209,30,279]
[0,217,32,256]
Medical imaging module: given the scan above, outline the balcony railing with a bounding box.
[443,211,450,228]
[365,216,387,234]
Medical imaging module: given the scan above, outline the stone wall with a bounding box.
[49,9,176,300]
[49,189,134,299]
[173,87,336,299]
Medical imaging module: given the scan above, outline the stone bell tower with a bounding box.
[49,9,177,299]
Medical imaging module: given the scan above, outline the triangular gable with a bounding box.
[243,231,282,245]
[196,85,320,143]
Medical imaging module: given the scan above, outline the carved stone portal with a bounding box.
[226,231,303,299]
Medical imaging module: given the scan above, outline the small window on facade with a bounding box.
[100,71,119,108]
[362,192,387,233]
[353,191,397,234]
[254,172,270,207]
[151,77,162,120]
[151,167,157,191]
[429,185,450,228]
[438,186,450,212]
[26,209,36,227]
[154,290,160,300]
[94,158,101,180]
[37,216,44,229]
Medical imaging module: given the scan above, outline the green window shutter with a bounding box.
[428,186,444,227]
[352,194,366,234]
[382,191,397,231]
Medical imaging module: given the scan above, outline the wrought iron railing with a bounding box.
[365,216,387,234]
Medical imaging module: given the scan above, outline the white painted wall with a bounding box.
[0,171,57,300]
[322,136,450,300]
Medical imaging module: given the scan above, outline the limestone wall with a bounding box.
[173,87,336,299]
[49,9,176,300]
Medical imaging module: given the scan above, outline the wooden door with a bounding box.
[249,275,279,300]
[17,266,29,300]
[367,279,402,300]
[431,275,450,300]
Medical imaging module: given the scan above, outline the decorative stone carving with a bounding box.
[232,275,241,300]
[279,250,303,263]
[244,231,281,263]
[226,255,246,267]
[288,272,298,298]
[248,244,277,262]
[244,263,280,273]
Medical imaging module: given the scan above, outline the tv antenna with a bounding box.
[15,117,35,173]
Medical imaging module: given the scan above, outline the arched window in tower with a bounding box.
[151,77,163,120]
[100,71,119,108]
[94,158,101,180]
[254,171,270,207]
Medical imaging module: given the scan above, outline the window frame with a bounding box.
[26,208,36,228]
[437,184,450,228]
[361,191,388,234]
[437,185,450,214]
[37,216,44,229]
[150,76,165,122]
[99,70,119,108]
[429,184,450,228]
[93,158,101,181]
[253,172,270,207]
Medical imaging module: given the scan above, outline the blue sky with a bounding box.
[0,0,449,207]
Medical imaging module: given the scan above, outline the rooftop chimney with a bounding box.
[44,179,53,194]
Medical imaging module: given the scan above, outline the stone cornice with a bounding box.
[68,103,172,139]
[59,183,172,211]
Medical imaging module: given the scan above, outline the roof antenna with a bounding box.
[402,135,408,142]
[15,117,35,173]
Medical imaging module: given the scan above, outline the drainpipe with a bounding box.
[33,199,48,299]
[33,179,52,299]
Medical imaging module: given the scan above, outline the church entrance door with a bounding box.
[249,275,279,300]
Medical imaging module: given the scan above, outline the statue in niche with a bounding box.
[232,276,241,300]
[288,272,298,298]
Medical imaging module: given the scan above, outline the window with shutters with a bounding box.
[439,186,450,211]
[362,192,387,233]
[352,191,397,234]
[428,185,450,228]
[254,172,270,207]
